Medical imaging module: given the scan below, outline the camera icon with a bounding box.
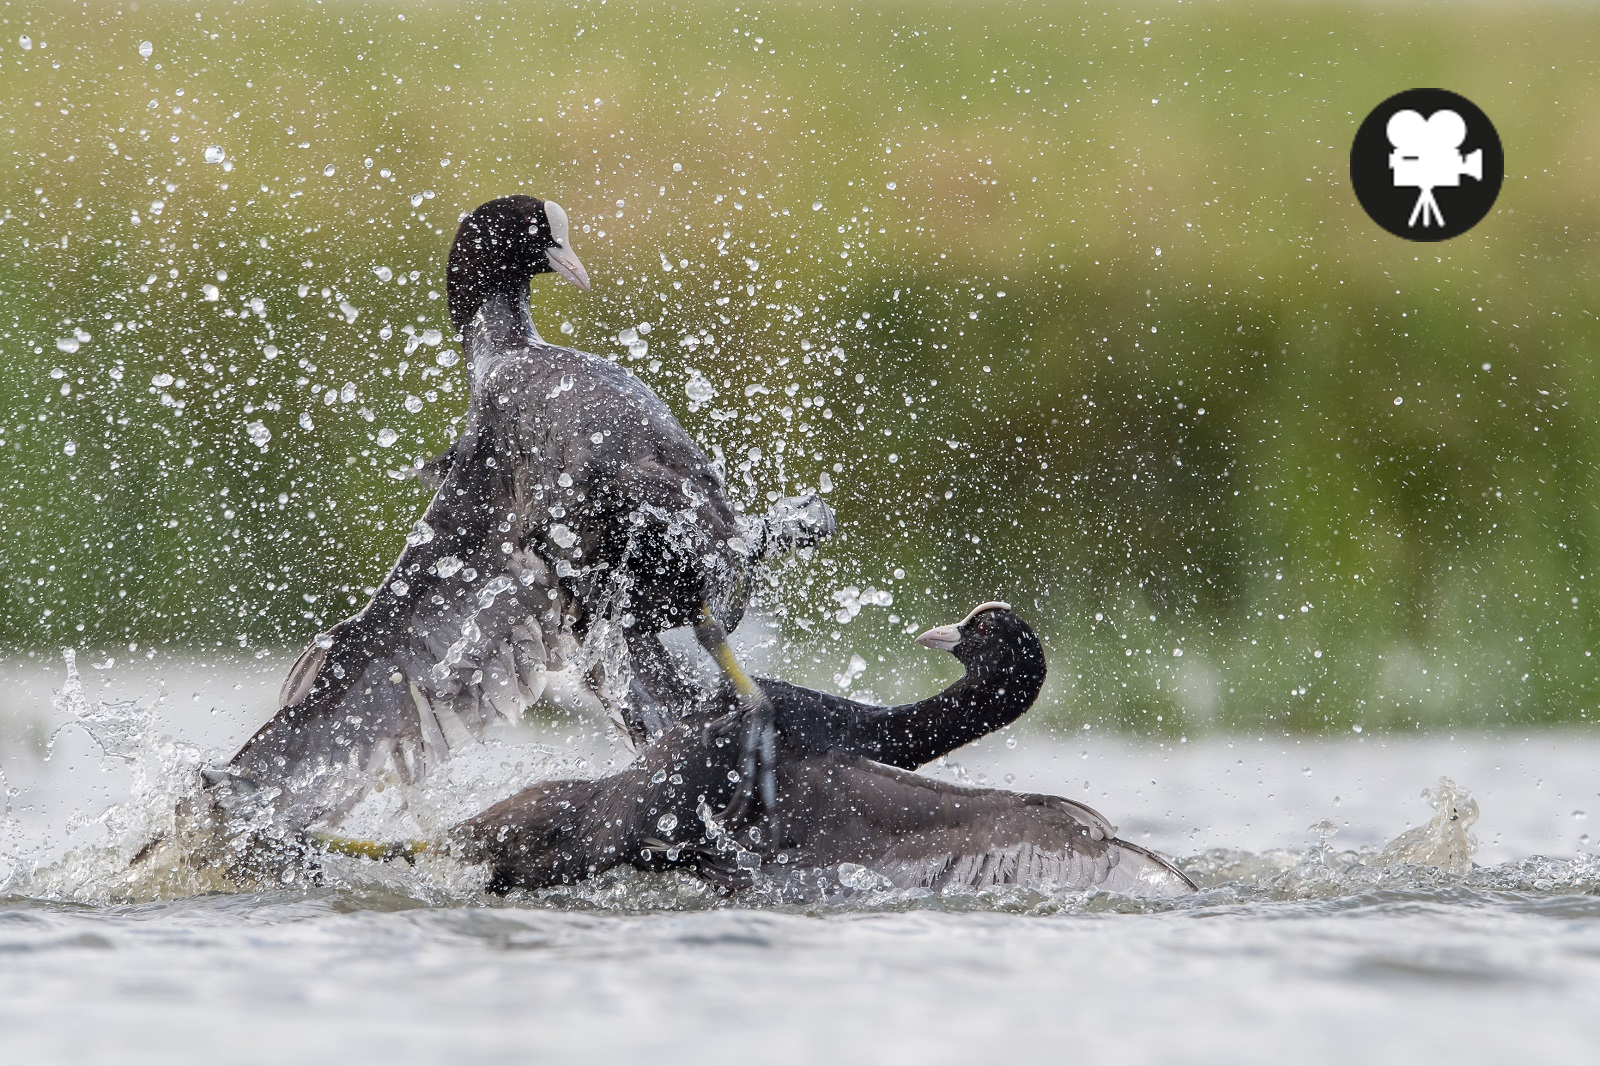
[1387,109,1483,228]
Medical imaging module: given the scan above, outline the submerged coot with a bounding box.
[450,604,1196,898]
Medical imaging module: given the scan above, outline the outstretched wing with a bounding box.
[228,342,840,834]
[776,756,1197,896]
[228,430,569,834]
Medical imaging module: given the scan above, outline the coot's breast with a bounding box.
[475,345,748,633]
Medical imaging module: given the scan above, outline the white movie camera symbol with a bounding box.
[1387,109,1482,229]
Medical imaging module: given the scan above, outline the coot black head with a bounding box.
[447,194,590,334]
[914,601,1041,675]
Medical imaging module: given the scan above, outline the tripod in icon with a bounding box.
[1387,109,1482,229]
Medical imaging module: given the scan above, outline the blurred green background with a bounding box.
[2,1,1599,735]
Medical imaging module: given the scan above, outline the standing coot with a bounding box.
[220,195,833,835]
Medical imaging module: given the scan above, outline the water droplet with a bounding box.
[324,164,336,177]
[406,520,435,547]
[436,350,459,367]
[812,201,823,211]
[138,40,153,58]
[151,372,174,387]
[404,394,423,413]
[376,428,399,448]
[656,813,679,835]
[374,265,393,282]
[421,328,443,346]
[549,524,577,550]
[390,579,410,598]
[838,863,886,890]
[18,35,32,51]
[557,472,573,488]
[685,370,715,403]
[203,145,225,164]
[245,421,271,450]
[62,440,76,456]
[54,336,79,353]
[434,555,464,579]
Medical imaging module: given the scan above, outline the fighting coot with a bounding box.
[223,195,832,834]
[449,604,1195,897]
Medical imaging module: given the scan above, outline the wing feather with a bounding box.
[778,756,1195,896]
[227,426,573,832]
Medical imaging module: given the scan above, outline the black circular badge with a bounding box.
[1350,89,1503,241]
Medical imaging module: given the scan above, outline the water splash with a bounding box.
[50,649,150,762]
[1379,776,1479,875]
[1181,778,1494,904]
[6,651,589,904]
[9,668,1595,923]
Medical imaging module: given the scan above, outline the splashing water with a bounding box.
[1378,776,1479,874]
[50,648,150,762]
[685,369,716,403]
[5,652,626,905]
[2,651,1591,918]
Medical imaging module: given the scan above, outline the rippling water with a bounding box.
[4,654,1600,1063]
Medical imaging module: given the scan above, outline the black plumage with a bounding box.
[450,604,1196,898]
[764,601,1044,768]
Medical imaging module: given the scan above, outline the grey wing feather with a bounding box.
[227,433,568,834]
[784,757,1195,897]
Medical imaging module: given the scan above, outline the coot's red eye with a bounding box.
[978,620,990,636]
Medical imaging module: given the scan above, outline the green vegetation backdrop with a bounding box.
[3,1,1599,734]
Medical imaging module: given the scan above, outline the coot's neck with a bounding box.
[447,237,543,352]
[868,631,1046,769]
[467,288,542,350]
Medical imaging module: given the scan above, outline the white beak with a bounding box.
[546,243,591,291]
[915,623,962,652]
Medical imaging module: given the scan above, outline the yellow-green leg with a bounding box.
[308,832,429,864]
[694,604,778,821]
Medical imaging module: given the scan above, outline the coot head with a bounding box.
[447,194,590,333]
[915,601,1039,672]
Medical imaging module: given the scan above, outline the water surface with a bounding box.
[3,656,1599,1064]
